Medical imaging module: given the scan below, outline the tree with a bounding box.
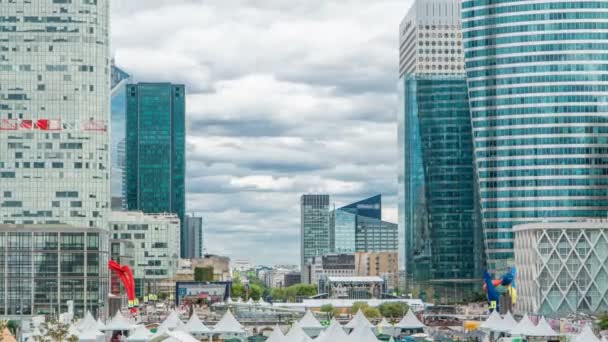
[249,284,263,301]
[363,307,381,319]
[284,284,317,302]
[351,302,370,314]
[599,313,608,330]
[194,267,214,282]
[425,287,435,303]
[378,302,409,318]
[231,282,245,299]
[320,304,340,318]
[270,288,286,302]
[33,319,78,342]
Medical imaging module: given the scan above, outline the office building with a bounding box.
[515,221,608,315]
[109,211,181,297]
[398,0,484,298]
[192,255,232,282]
[462,0,608,272]
[356,252,400,291]
[125,83,186,256]
[305,254,357,288]
[284,272,302,288]
[0,0,111,316]
[110,61,131,204]
[184,215,204,259]
[300,194,331,282]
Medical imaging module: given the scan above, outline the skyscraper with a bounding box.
[398,0,484,298]
[300,194,331,283]
[184,214,204,259]
[0,0,111,316]
[462,0,608,272]
[110,61,131,205]
[125,83,186,256]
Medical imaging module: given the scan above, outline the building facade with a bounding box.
[463,0,608,272]
[305,254,357,288]
[514,221,608,315]
[284,272,302,288]
[125,83,186,256]
[398,0,483,297]
[192,255,231,282]
[300,195,331,282]
[110,61,131,205]
[184,215,204,259]
[109,211,180,297]
[0,225,109,318]
[356,252,400,291]
[0,0,111,317]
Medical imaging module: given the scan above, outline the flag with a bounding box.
[20,120,33,129]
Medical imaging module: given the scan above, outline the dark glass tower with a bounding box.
[125,83,186,257]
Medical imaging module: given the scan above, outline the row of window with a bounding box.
[474,126,608,138]
[479,168,608,179]
[480,177,608,188]
[466,53,608,70]
[463,12,608,29]
[477,147,608,158]
[466,22,608,40]
[473,116,608,130]
[465,33,608,50]
[483,199,608,209]
[479,157,608,169]
[483,210,608,220]
[481,188,608,199]
[463,2,608,18]
[467,43,608,60]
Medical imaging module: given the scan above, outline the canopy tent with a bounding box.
[495,311,518,333]
[345,310,375,330]
[78,311,98,331]
[127,325,153,342]
[105,310,135,331]
[150,330,200,342]
[297,310,323,329]
[349,326,381,342]
[266,326,286,342]
[572,325,601,342]
[285,324,312,342]
[510,314,540,337]
[96,318,106,331]
[213,310,246,336]
[258,298,271,306]
[157,311,186,332]
[78,329,105,342]
[479,311,502,331]
[185,313,211,335]
[375,318,394,336]
[315,319,348,342]
[394,310,425,330]
[535,317,558,337]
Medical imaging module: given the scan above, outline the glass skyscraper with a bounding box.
[125,83,186,257]
[462,0,608,272]
[110,61,131,205]
[300,194,331,283]
[398,0,484,298]
[0,0,110,316]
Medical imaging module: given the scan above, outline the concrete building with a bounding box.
[183,215,204,259]
[109,211,181,297]
[305,254,357,288]
[301,195,331,283]
[284,273,302,288]
[463,0,608,273]
[356,252,400,291]
[192,255,232,282]
[0,0,111,317]
[125,83,186,257]
[515,220,608,316]
[398,0,484,298]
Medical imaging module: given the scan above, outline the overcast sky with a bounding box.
[111,0,411,266]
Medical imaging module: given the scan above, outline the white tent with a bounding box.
[535,317,558,337]
[479,311,501,331]
[150,330,200,342]
[394,310,425,330]
[247,298,254,305]
[285,324,312,342]
[78,329,105,342]
[349,326,381,342]
[127,326,153,342]
[78,312,97,331]
[315,319,348,342]
[510,314,538,336]
[259,298,271,306]
[375,318,394,336]
[266,326,286,342]
[496,311,518,333]
[105,311,135,331]
[185,313,210,335]
[96,318,106,331]
[213,310,245,335]
[345,310,375,330]
[573,325,600,342]
[157,311,185,332]
[297,310,323,329]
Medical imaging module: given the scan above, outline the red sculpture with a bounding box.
[108,260,137,313]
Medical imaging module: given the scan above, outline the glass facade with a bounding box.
[0,0,110,229]
[462,0,608,272]
[0,226,109,318]
[125,83,186,256]
[110,62,131,203]
[183,215,204,259]
[332,209,356,254]
[300,194,331,282]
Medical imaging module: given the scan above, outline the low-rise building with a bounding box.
[109,211,181,296]
[192,254,231,282]
[284,272,302,287]
[319,276,386,300]
[515,220,608,316]
[356,252,399,290]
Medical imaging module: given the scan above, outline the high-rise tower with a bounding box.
[463,0,608,272]
[300,194,331,283]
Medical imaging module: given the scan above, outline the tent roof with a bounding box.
[349,325,381,342]
[510,314,540,336]
[285,324,311,342]
[105,310,135,331]
[395,309,425,329]
[378,318,392,328]
[266,326,285,342]
[96,318,106,331]
[479,310,501,331]
[78,311,97,331]
[345,310,374,329]
[297,310,322,329]
[185,313,210,334]
[213,310,245,334]
[316,319,348,342]
[158,311,185,332]
[535,317,558,337]
[127,325,153,342]
[573,325,600,342]
[497,311,518,333]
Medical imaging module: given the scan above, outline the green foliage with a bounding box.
[33,319,77,342]
[6,321,19,337]
[599,313,608,330]
[194,267,214,282]
[271,288,286,302]
[351,301,370,314]
[320,304,340,318]
[378,302,409,318]
[231,283,245,299]
[269,284,317,302]
[363,307,381,319]
[249,284,263,301]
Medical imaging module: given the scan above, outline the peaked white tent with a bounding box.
[573,325,601,342]
[105,311,135,331]
[510,314,539,337]
[479,310,502,331]
[285,324,312,342]
[349,325,381,342]
[535,317,558,337]
[96,318,106,331]
[185,313,210,335]
[395,310,425,330]
[127,326,153,342]
[78,312,98,331]
[212,310,246,341]
[247,298,254,305]
[315,319,348,342]
[157,311,185,332]
[375,318,394,336]
[297,310,323,329]
[77,329,105,342]
[496,311,518,333]
[345,310,375,330]
[150,330,200,342]
[266,326,286,342]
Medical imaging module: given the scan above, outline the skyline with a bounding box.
[111,0,410,264]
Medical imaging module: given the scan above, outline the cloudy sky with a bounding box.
[111,0,411,265]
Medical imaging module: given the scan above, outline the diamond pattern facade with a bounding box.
[515,221,608,316]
